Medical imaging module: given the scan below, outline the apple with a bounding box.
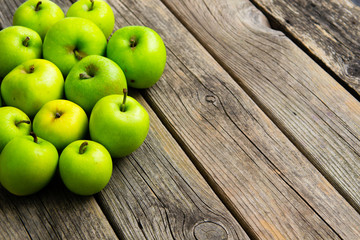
[0,107,31,152]
[0,132,58,196]
[33,99,88,151]
[43,17,107,76]
[59,140,112,195]
[65,55,127,113]
[66,0,115,39]
[107,26,166,89]
[13,0,65,40]
[0,26,42,78]
[89,90,149,158]
[1,59,64,118]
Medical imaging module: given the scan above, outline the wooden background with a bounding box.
[0,0,359,239]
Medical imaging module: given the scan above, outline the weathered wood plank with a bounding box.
[250,0,360,95]
[160,0,360,213]
[96,91,250,240]
[1,1,250,239]
[107,0,360,239]
[0,179,118,240]
[0,187,30,239]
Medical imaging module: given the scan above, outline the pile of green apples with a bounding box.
[0,0,166,196]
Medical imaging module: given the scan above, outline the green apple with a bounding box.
[33,99,88,151]
[59,140,112,195]
[0,132,58,196]
[107,26,166,89]
[65,55,127,113]
[1,59,64,117]
[43,17,107,76]
[0,26,42,78]
[0,107,31,152]
[13,0,65,40]
[89,91,149,158]
[66,0,115,39]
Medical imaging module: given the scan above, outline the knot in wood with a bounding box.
[205,95,217,103]
[193,221,227,240]
[347,60,360,78]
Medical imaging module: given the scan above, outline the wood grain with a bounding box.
[160,0,360,212]
[96,92,250,240]
[250,0,360,95]
[107,0,360,238]
[1,1,249,239]
[0,179,117,240]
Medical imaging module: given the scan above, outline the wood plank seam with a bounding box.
[142,90,342,239]
[158,0,360,215]
[247,0,360,101]
[138,93,258,239]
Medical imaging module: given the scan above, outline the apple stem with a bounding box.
[79,72,92,79]
[130,36,137,48]
[35,1,42,11]
[120,88,128,112]
[74,49,83,60]
[55,112,62,118]
[79,141,88,154]
[15,120,31,127]
[89,0,94,10]
[23,37,30,47]
[30,132,38,143]
[29,65,35,73]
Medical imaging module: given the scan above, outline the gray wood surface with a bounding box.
[107,0,360,238]
[0,180,117,240]
[251,0,360,95]
[1,0,360,239]
[97,92,250,240]
[160,0,360,213]
[0,1,249,239]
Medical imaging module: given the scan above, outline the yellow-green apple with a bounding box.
[59,140,112,195]
[13,0,65,40]
[0,132,58,196]
[66,0,115,39]
[0,107,31,152]
[1,59,64,117]
[43,17,107,76]
[33,99,88,151]
[65,55,127,113]
[107,26,166,88]
[0,26,42,78]
[89,91,149,158]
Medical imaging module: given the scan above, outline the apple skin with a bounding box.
[59,140,112,196]
[65,55,127,113]
[43,17,107,76]
[0,107,31,152]
[1,59,64,118]
[0,134,58,196]
[89,94,149,158]
[66,0,115,39]
[33,99,89,151]
[107,26,166,89]
[13,0,65,40]
[0,26,42,78]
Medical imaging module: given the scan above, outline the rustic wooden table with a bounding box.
[1,0,360,239]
